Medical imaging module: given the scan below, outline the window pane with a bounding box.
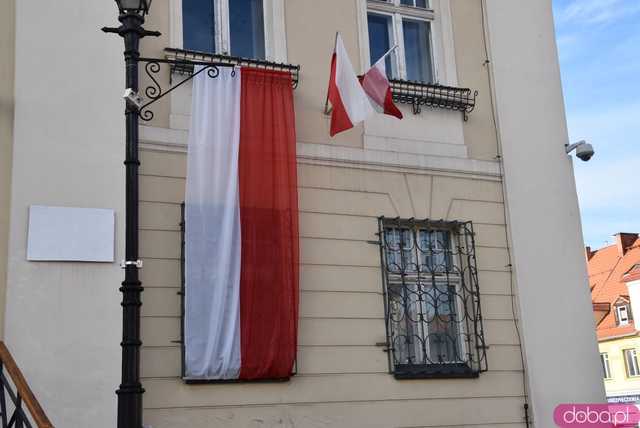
[183,0,215,53]
[367,13,394,77]
[385,227,416,272]
[626,350,638,376]
[435,231,452,271]
[618,305,629,325]
[601,354,610,378]
[402,19,433,82]
[400,229,415,271]
[385,228,400,272]
[425,283,462,363]
[401,0,428,7]
[388,284,425,365]
[230,0,265,59]
[419,230,453,272]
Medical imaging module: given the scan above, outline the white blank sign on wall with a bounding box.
[27,205,115,262]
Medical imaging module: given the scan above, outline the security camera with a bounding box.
[123,88,143,110]
[575,143,595,161]
[565,140,595,162]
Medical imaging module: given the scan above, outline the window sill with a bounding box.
[389,79,478,119]
[182,376,292,385]
[393,362,479,379]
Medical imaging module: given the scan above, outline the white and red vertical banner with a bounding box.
[185,66,299,380]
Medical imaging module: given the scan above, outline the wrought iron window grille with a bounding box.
[389,79,478,119]
[178,203,297,384]
[137,47,301,123]
[377,217,488,379]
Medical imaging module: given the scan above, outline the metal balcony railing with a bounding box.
[0,342,53,428]
[164,48,300,87]
[136,48,301,122]
[389,79,478,119]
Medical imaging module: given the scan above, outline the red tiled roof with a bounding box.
[623,264,640,283]
[589,235,640,340]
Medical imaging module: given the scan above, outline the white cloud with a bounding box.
[573,150,640,247]
[574,155,640,212]
[556,0,640,26]
[565,103,640,154]
[569,102,640,204]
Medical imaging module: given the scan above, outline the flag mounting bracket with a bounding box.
[121,259,143,269]
[136,49,301,123]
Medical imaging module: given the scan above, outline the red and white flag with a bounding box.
[185,66,299,381]
[327,33,374,136]
[361,49,403,120]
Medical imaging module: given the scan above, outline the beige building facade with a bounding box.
[0,0,16,340]
[1,0,604,427]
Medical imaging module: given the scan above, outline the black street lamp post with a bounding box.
[101,2,300,425]
[102,1,160,427]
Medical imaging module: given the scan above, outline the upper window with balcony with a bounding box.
[367,0,435,83]
[183,0,265,58]
[175,0,287,62]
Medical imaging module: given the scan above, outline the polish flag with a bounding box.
[327,33,374,137]
[361,52,403,120]
[185,66,298,381]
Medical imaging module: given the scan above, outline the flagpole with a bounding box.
[324,32,339,115]
[374,44,399,66]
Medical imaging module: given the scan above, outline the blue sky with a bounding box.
[552,0,640,249]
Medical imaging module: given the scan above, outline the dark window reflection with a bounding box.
[230,0,265,59]
[183,0,215,53]
[368,13,394,77]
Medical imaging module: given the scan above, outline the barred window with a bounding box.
[378,218,488,379]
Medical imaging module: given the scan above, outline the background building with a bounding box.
[0,0,604,427]
[589,233,640,403]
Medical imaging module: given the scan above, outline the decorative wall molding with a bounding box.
[140,125,501,179]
